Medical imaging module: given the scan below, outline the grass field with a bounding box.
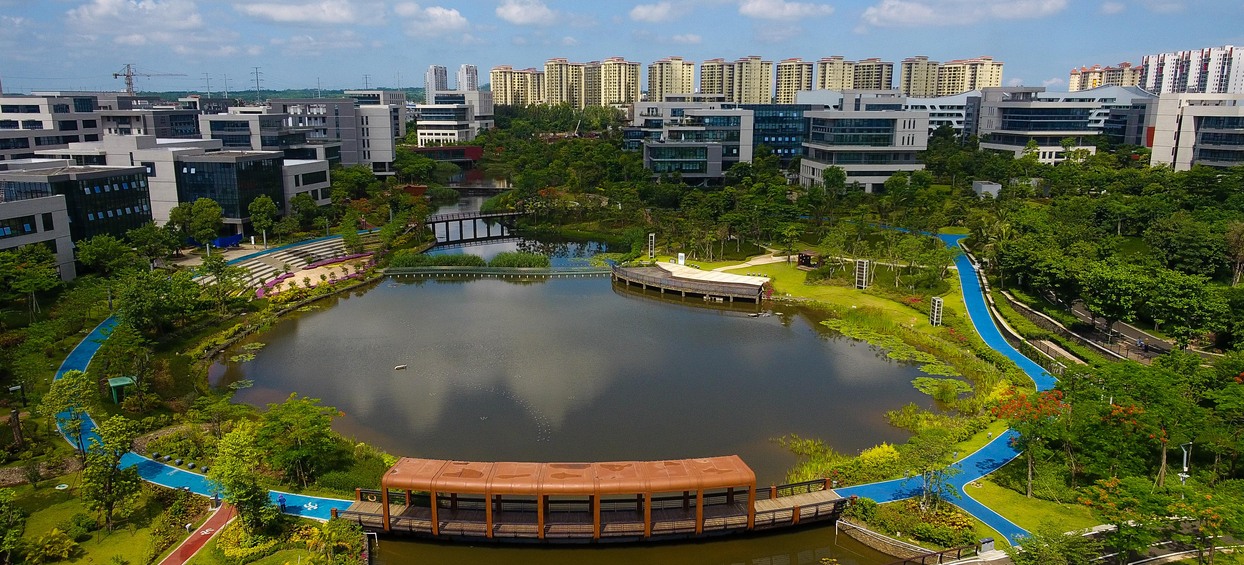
[963,475,1099,535]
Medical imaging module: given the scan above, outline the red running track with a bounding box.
[158,504,236,565]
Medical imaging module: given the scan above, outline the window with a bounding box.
[142,162,156,176]
[41,213,53,231]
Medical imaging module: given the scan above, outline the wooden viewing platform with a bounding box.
[334,456,848,544]
[612,263,770,303]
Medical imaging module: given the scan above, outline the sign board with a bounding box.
[677,253,685,265]
[648,233,655,259]
[930,296,944,326]
[854,260,870,290]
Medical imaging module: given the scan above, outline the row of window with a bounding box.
[81,179,146,194]
[87,203,149,221]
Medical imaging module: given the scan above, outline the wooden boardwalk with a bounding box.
[612,264,768,303]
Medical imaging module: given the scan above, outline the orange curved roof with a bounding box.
[383,456,755,495]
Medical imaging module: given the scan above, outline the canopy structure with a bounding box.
[378,456,758,539]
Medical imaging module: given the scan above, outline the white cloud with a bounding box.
[560,36,578,46]
[739,0,834,20]
[270,30,365,55]
[396,4,471,37]
[234,1,380,25]
[754,23,801,42]
[496,0,557,25]
[671,33,702,44]
[1145,1,1184,13]
[861,0,1066,27]
[1100,1,1125,14]
[1042,77,1066,88]
[68,0,204,32]
[1006,78,1025,87]
[630,2,678,23]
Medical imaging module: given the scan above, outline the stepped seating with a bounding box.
[197,238,347,288]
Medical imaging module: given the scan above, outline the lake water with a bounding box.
[208,196,935,564]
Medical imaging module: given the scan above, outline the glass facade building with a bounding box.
[175,154,284,224]
[0,166,151,241]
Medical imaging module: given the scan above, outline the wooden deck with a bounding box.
[612,265,766,302]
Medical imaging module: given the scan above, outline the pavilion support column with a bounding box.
[485,494,494,539]
[682,491,689,512]
[747,485,756,530]
[537,495,546,540]
[404,490,410,506]
[382,486,391,533]
[643,492,652,539]
[592,495,601,540]
[727,487,734,505]
[695,490,704,534]
[450,493,458,510]
[429,491,439,536]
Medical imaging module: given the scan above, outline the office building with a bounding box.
[799,91,928,192]
[0,94,102,162]
[0,192,75,280]
[0,163,151,242]
[647,57,696,102]
[900,56,940,97]
[457,64,479,91]
[816,57,855,91]
[854,59,895,91]
[425,65,449,102]
[1069,62,1142,92]
[489,66,545,106]
[1140,45,1244,94]
[972,87,1099,164]
[775,59,813,104]
[414,90,495,146]
[175,150,285,232]
[1149,93,1244,170]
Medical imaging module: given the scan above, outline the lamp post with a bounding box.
[1178,442,1192,486]
[7,384,25,406]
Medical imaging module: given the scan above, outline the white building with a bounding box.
[973,87,1099,164]
[414,91,495,147]
[425,65,449,102]
[799,92,928,192]
[0,94,103,162]
[1149,93,1244,170]
[1141,45,1244,94]
[457,64,479,91]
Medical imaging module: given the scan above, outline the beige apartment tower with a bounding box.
[600,57,641,106]
[854,58,894,90]
[816,56,855,91]
[937,56,1004,96]
[775,58,814,104]
[544,58,587,108]
[1069,62,1141,92]
[732,56,774,104]
[648,56,696,102]
[489,65,544,106]
[700,58,736,101]
[900,56,940,97]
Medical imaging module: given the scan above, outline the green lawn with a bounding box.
[963,477,1099,535]
[19,478,158,565]
[187,537,313,565]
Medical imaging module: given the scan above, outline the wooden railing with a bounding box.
[612,266,761,300]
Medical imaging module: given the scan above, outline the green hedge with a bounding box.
[388,250,487,268]
[488,251,550,268]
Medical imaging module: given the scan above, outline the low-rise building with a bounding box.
[799,92,928,192]
[175,150,285,234]
[0,193,75,280]
[413,90,494,147]
[0,163,151,241]
[972,87,1099,164]
[1149,92,1244,170]
[281,159,331,212]
[0,94,102,162]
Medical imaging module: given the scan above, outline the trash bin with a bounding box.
[980,537,995,552]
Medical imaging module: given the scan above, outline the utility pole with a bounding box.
[223,74,230,99]
[316,77,322,98]
[252,66,263,102]
[202,73,212,98]
[363,74,371,89]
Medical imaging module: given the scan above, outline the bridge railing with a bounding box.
[426,211,525,223]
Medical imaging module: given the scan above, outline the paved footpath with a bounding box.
[157,504,236,565]
[55,233,1055,547]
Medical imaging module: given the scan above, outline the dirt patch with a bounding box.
[0,457,82,487]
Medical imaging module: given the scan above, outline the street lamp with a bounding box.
[7,384,25,406]
[1178,442,1192,486]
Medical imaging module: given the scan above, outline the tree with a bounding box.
[208,421,279,534]
[1226,221,1244,287]
[189,198,224,251]
[1144,210,1226,276]
[0,489,26,564]
[75,234,137,278]
[81,416,141,531]
[256,394,341,488]
[126,222,179,268]
[248,194,279,249]
[1080,476,1168,564]
[1005,524,1102,565]
[197,254,248,314]
[1078,261,1147,342]
[0,246,63,322]
[1144,269,1228,348]
[305,518,365,563]
[38,369,96,458]
[167,202,194,245]
[904,428,960,509]
[994,389,1068,497]
[117,269,201,335]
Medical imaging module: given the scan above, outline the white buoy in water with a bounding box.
[394,364,408,370]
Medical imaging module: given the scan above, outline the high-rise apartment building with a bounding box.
[854,58,894,90]
[489,66,544,106]
[544,58,587,108]
[425,65,448,102]
[600,57,641,106]
[457,64,479,91]
[937,57,1004,96]
[647,56,695,102]
[731,56,773,104]
[900,56,940,97]
[1069,62,1141,92]
[816,57,855,91]
[700,59,737,102]
[1140,45,1244,94]
[775,58,813,104]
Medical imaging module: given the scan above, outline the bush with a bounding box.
[57,513,97,542]
[23,528,78,563]
[388,250,487,268]
[214,522,280,563]
[488,251,550,268]
[425,186,459,203]
[148,487,209,559]
[845,497,878,523]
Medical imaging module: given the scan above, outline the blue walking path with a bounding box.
[837,234,1056,543]
[54,233,1056,539]
[54,316,351,522]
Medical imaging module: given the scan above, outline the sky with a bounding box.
[1,0,1242,95]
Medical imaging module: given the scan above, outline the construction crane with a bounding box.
[112,64,187,95]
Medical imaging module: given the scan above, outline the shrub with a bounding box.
[388,250,487,268]
[148,487,209,559]
[214,522,280,562]
[488,251,550,268]
[57,513,97,542]
[845,497,878,523]
[23,528,78,563]
[425,186,459,203]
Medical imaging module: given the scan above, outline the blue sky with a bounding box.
[0,0,1241,95]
